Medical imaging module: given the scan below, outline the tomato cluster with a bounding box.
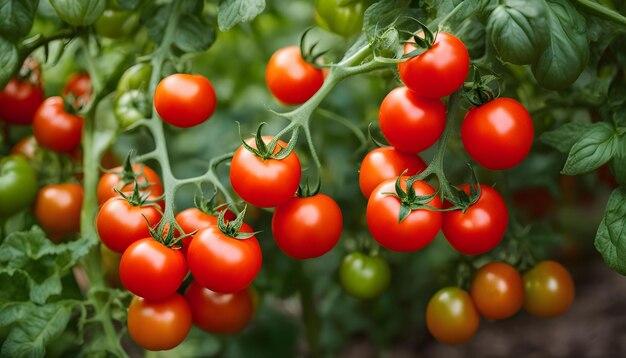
[426,261,575,344]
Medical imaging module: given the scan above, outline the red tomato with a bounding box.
[230,136,301,208]
[359,146,427,198]
[378,87,446,154]
[265,46,324,105]
[398,32,469,98]
[272,193,343,259]
[442,184,508,255]
[366,176,442,252]
[461,98,534,170]
[34,183,83,243]
[426,287,479,344]
[10,135,38,159]
[96,197,162,253]
[524,260,575,318]
[470,262,524,320]
[97,163,163,205]
[120,238,187,299]
[184,281,255,334]
[32,97,83,152]
[175,207,236,257]
[62,73,92,108]
[127,294,191,351]
[187,224,262,293]
[154,74,216,128]
[0,76,44,125]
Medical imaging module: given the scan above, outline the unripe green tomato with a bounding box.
[117,63,153,93]
[314,0,369,37]
[339,252,390,299]
[95,9,140,39]
[0,155,38,217]
[114,90,151,128]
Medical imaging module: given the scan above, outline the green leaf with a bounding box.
[50,0,105,26]
[0,301,73,358]
[142,3,170,44]
[0,36,19,89]
[0,227,93,304]
[561,122,618,175]
[217,0,265,31]
[0,0,39,42]
[541,121,593,153]
[531,0,589,90]
[595,188,626,275]
[175,14,216,53]
[117,0,142,11]
[487,0,549,65]
[363,0,410,43]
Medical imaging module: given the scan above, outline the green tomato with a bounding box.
[339,252,390,299]
[117,63,152,93]
[95,9,140,39]
[314,0,370,37]
[114,90,151,128]
[0,155,38,217]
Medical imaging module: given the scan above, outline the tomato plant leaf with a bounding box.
[142,3,170,44]
[50,0,105,26]
[541,121,593,153]
[117,0,142,11]
[0,227,93,304]
[174,14,216,53]
[0,0,39,42]
[218,0,265,32]
[595,188,626,275]
[0,301,74,358]
[530,0,589,90]
[487,0,549,65]
[0,36,19,89]
[561,122,618,175]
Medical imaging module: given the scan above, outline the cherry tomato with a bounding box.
[175,207,236,257]
[95,8,140,39]
[398,32,470,98]
[359,146,427,198]
[378,87,446,154]
[339,252,390,299]
[120,238,187,299]
[0,75,44,125]
[272,193,343,259]
[461,98,534,170]
[62,73,92,108]
[96,197,162,253]
[184,281,255,334]
[32,97,83,153]
[154,74,216,128]
[265,46,324,105]
[10,135,38,159]
[523,260,574,318]
[187,224,262,293]
[0,155,38,217]
[470,262,524,320]
[426,287,480,344]
[127,294,192,351]
[442,184,508,255]
[230,136,301,208]
[34,183,83,243]
[366,176,442,252]
[314,0,369,37]
[97,163,163,205]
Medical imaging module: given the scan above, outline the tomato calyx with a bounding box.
[299,27,329,69]
[405,18,436,50]
[385,175,438,222]
[462,68,499,107]
[193,189,231,218]
[105,153,155,193]
[238,122,298,160]
[296,177,321,198]
[445,166,482,213]
[118,180,163,208]
[216,206,257,240]
[367,123,389,148]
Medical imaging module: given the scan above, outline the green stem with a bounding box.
[19,28,79,60]
[297,262,320,357]
[573,0,626,27]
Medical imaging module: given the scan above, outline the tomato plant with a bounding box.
[185,281,255,334]
[32,97,83,153]
[62,72,92,108]
[0,74,44,125]
[359,146,426,198]
[314,0,370,37]
[96,163,163,204]
[0,155,38,217]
